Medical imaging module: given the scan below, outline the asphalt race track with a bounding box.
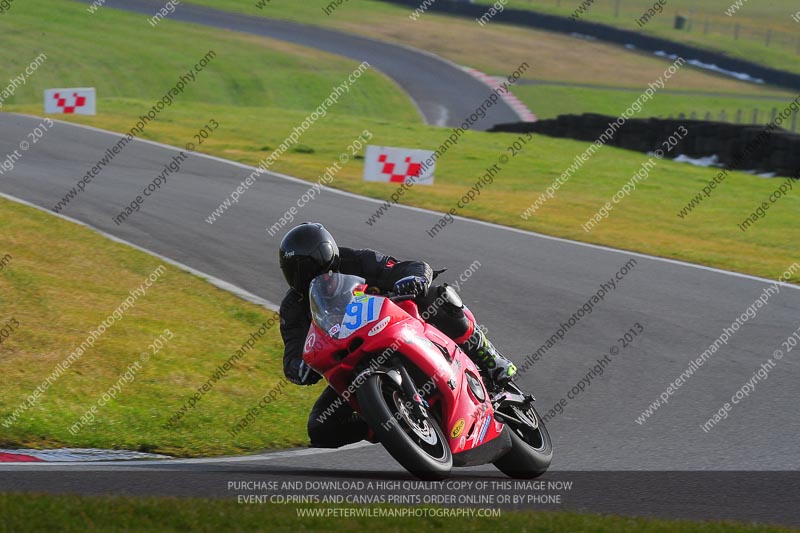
[1,112,799,525]
[75,0,523,130]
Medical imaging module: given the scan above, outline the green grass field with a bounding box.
[0,196,318,456]
[0,0,419,123]
[475,0,800,75]
[0,493,792,532]
[514,84,798,126]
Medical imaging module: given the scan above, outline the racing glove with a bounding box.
[286,359,322,386]
[393,275,429,297]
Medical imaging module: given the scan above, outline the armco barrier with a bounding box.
[489,114,800,178]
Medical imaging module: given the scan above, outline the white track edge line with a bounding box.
[0,188,280,312]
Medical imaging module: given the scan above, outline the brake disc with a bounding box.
[393,391,438,445]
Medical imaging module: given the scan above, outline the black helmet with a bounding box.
[279,223,340,293]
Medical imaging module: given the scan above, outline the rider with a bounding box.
[278,222,517,448]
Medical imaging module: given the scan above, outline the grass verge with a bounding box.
[473,0,800,75]
[0,196,319,456]
[514,84,797,125]
[0,493,792,532]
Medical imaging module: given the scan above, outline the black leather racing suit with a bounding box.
[279,247,472,448]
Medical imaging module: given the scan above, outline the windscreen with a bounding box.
[309,273,384,339]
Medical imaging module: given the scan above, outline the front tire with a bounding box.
[357,373,452,480]
[493,403,552,479]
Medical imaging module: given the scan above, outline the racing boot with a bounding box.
[459,327,517,389]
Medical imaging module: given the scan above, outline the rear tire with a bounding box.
[358,373,452,481]
[493,403,552,479]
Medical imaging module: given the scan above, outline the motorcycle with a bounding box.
[302,272,552,481]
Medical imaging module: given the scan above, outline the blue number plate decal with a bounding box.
[339,296,383,338]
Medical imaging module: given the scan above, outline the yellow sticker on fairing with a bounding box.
[451,418,465,439]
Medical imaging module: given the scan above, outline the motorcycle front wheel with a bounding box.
[358,373,452,481]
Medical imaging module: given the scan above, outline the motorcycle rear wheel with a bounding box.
[493,402,552,479]
[358,373,452,481]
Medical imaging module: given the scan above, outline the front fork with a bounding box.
[396,363,429,422]
[356,360,430,423]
